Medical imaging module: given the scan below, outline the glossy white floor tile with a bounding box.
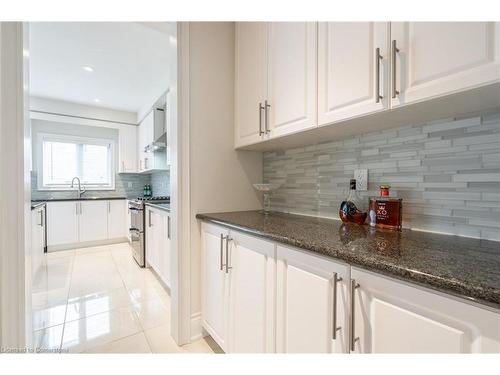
[31,242,215,354]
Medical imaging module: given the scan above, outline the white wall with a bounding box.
[186,22,262,322]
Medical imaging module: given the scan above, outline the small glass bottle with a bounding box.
[339,179,368,225]
[369,185,403,230]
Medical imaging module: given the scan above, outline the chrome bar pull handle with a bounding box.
[76,202,78,215]
[167,216,171,240]
[225,236,232,273]
[220,234,226,271]
[375,47,383,103]
[264,100,271,134]
[391,39,400,99]
[39,210,44,226]
[332,273,343,340]
[258,102,265,136]
[148,210,152,227]
[350,279,360,352]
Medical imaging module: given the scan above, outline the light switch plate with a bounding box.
[354,169,368,191]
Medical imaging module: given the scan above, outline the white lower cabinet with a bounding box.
[79,201,108,242]
[201,223,275,353]
[351,267,500,353]
[31,206,46,278]
[228,230,275,353]
[108,200,127,239]
[276,244,350,353]
[145,207,171,288]
[201,223,230,351]
[201,222,500,353]
[47,201,79,246]
[47,199,127,249]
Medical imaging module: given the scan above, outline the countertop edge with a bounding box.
[144,202,171,212]
[196,213,500,311]
[32,197,127,202]
[31,201,46,210]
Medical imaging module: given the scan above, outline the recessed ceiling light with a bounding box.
[93,98,100,103]
[83,66,94,72]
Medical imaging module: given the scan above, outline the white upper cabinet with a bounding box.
[228,230,275,353]
[235,22,268,148]
[234,22,317,147]
[318,22,390,126]
[391,22,500,107]
[118,124,138,173]
[79,201,108,242]
[351,267,500,353]
[267,22,317,138]
[276,244,350,353]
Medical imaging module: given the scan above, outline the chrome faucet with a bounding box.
[71,177,86,198]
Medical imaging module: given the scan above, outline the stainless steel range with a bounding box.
[128,196,170,267]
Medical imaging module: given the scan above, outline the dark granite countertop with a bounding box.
[145,202,171,212]
[32,197,127,202]
[196,210,500,310]
[31,201,46,210]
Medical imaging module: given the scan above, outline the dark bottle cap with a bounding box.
[350,179,356,190]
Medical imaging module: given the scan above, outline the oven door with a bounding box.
[129,205,144,232]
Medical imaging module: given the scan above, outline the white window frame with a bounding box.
[36,132,116,191]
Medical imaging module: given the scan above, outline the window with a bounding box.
[38,134,115,190]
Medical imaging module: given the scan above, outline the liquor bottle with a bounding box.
[369,185,403,230]
[339,179,368,225]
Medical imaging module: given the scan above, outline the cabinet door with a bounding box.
[79,201,108,242]
[351,267,500,353]
[391,22,500,107]
[228,230,275,353]
[201,223,230,351]
[159,214,171,288]
[235,22,268,148]
[31,208,44,278]
[108,200,126,239]
[267,22,317,138]
[118,125,138,173]
[146,208,158,270]
[47,201,79,247]
[276,244,350,353]
[318,22,389,126]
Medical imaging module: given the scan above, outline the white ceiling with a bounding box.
[29,22,173,113]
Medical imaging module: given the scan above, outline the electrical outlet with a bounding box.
[354,169,368,191]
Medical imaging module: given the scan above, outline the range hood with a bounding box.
[144,106,167,153]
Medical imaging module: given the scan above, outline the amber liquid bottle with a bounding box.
[339,179,367,225]
[368,185,403,230]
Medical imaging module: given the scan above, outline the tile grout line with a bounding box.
[59,250,76,351]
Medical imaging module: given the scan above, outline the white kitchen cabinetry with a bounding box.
[31,206,46,278]
[235,22,268,147]
[391,22,500,108]
[47,201,79,246]
[108,200,127,239]
[200,222,500,353]
[276,244,350,353]
[79,201,108,242]
[138,109,168,173]
[47,200,127,250]
[145,207,171,288]
[234,22,317,147]
[267,22,317,138]
[318,22,390,126]
[351,267,500,353]
[201,223,230,351]
[228,230,275,353]
[118,124,138,173]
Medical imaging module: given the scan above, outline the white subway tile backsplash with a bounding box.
[263,111,500,240]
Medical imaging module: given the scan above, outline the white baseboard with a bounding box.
[190,312,203,341]
[47,237,128,252]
